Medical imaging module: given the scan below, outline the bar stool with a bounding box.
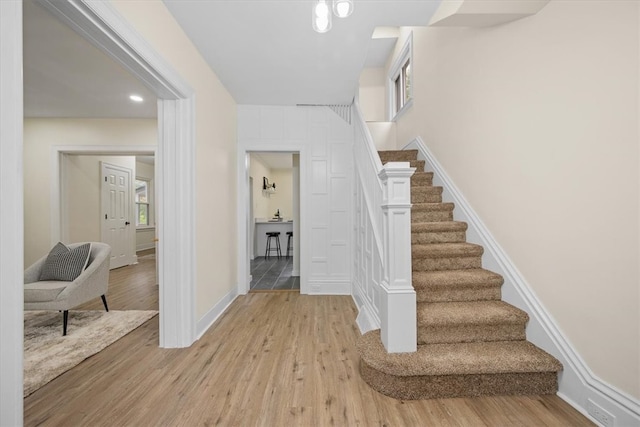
[265,232,282,258]
[286,231,293,258]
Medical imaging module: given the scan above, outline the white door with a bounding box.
[101,162,133,269]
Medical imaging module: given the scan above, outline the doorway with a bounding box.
[248,152,299,291]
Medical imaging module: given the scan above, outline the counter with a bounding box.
[254,220,293,258]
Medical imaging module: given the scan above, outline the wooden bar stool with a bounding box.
[286,231,293,258]
[265,232,282,258]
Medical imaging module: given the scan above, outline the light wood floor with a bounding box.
[24,254,594,426]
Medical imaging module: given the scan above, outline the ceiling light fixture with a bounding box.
[312,0,353,33]
[333,0,353,18]
[312,0,332,33]
[129,94,144,102]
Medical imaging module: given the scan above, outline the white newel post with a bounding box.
[378,162,416,353]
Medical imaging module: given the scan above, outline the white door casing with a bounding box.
[101,162,133,269]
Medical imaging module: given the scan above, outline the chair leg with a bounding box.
[101,294,109,312]
[63,310,68,336]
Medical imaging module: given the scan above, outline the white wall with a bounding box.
[111,0,238,319]
[23,118,156,266]
[388,1,639,400]
[238,105,353,294]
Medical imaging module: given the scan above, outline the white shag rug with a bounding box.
[24,310,158,397]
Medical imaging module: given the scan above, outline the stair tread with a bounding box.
[378,149,418,160]
[413,269,504,287]
[412,221,467,233]
[358,330,562,377]
[417,301,528,325]
[413,242,484,258]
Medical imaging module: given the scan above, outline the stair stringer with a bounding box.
[403,136,640,427]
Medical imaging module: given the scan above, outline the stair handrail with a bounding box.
[353,101,385,260]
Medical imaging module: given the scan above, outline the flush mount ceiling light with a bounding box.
[312,0,353,33]
[333,0,354,18]
[129,94,144,102]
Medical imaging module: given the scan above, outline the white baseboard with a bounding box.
[308,279,351,295]
[352,286,378,334]
[403,137,640,427]
[196,287,239,340]
[136,243,155,252]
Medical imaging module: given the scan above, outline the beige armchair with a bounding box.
[24,242,111,336]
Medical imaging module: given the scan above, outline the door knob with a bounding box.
[125,221,130,225]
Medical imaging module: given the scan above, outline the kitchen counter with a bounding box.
[254,220,293,258]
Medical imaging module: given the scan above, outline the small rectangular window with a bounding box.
[135,179,149,226]
[389,33,413,120]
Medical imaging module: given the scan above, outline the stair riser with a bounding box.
[415,286,501,303]
[412,211,453,222]
[412,193,442,203]
[413,256,482,271]
[360,361,559,400]
[411,176,433,187]
[412,231,466,244]
[417,325,526,345]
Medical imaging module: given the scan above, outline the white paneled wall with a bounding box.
[237,105,353,295]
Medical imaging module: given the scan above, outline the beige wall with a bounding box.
[389,1,639,398]
[64,155,136,244]
[110,0,238,319]
[269,168,293,220]
[249,155,271,220]
[23,118,156,266]
[359,68,386,122]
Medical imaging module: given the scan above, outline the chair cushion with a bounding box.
[39,242,91,282]
[24,281,67,302]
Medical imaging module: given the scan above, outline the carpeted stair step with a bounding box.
[411,172,433,187]
[412,221,467,244]
[417,301,528,344]
[411,186,443,203]
[413,269,504,302]
[378,149,418,163]
[412,243,483,271]
[357,330,563,400]
[411,203,454,222]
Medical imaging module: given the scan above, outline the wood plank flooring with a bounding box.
[24,253,594,426]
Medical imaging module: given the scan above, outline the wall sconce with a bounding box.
[263,177,276,197]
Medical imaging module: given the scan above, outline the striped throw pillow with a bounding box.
[39,242,91,282]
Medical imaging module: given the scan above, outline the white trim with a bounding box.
[308,279,351,295]
[388,32,413,121]
[196,288,239,339]
[35,0,197,349]
[0,1,24,424]
[404,137,640,426]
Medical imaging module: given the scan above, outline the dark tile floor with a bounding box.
[250,256,300,291]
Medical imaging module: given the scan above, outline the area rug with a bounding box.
[24,310,158,397]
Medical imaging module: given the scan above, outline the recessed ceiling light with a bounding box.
[129,94,144,103]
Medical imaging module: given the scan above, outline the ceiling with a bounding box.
[163,0,441,105]
[23,0,157,118]
[23,0,441,117]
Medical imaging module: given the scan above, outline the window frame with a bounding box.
[134,177,153,229]
[388,32,413,121]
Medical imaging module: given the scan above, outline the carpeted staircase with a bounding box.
[357,149,562,400]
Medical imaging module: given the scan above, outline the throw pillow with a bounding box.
[39,242,91,282]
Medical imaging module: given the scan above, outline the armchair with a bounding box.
[24,242,111,336]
